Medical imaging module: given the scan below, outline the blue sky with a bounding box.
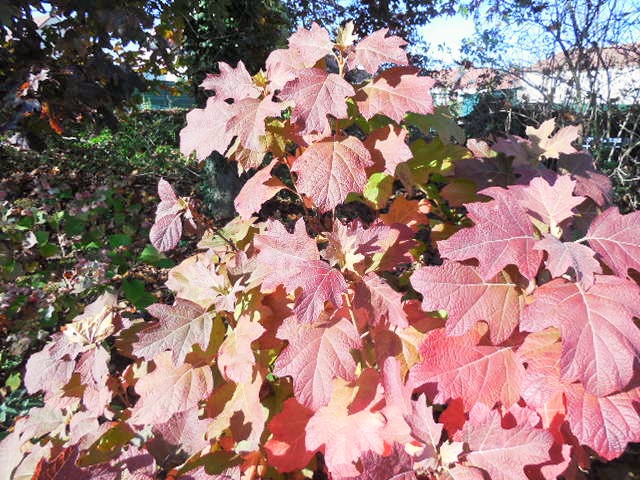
[420,13,475,66]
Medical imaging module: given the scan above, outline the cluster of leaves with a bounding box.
[3,23,640,480]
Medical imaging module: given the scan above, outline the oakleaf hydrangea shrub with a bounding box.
[3,22,639,480]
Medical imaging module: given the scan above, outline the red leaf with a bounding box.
[217,314,265,383]
[439,398,467,438]
[354,273,408,328]
[254,218,320,292]
[288,259,347,324]
[199,61,259,101]
[287,22,334,67]
[437,195,543,281]
[347,28,409,74]
[356,67,435,123]
[534,235,602,288]
[411,262,525,344]
[131,352,214,425]
[264,398,315,472]
[409,328,524,411]
[150,214,183,252]
[291,136,373,212]
[274,315,362,410]
[133,300,214,365]
[234,159,286,219]
[522,276,640,397]
[564,383,640,460]
[226,96,284,151]
[585,206,640,279]
[482,175,586,230]
[463,410,554,480]
[32,446,88,480]
[280,68,355,136]
[305,371,386,477]
[364,125,413,175]
[179,97,235,160]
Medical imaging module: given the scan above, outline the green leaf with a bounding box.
[16,216,34,231]
[398,138,472,188]
[122,278,155,310]
[39,243,60,258]
[64,214,87,235]
[138,244,175,268]
[5,372,21,392]
[406,106,465,145]
[34,231,49,246]
[108,234,132,248]
[362,173,393,209]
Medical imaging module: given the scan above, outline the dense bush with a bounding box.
[2,23,640,480]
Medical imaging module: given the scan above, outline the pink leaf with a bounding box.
[291,136,373,212]
[409,328,524,411]
[217,314,265,383]
[150,407,210,457]
[522,276,640,396]
[274,315,362,410]
[234,159,286,219]
[411,262,525,344]
[534,235,602,288]
[347,28,409,73]
[364,125,413,174]
[558,152,613,206]
[483,175,586,229]
[305,372,386,477]
[280,68,355,136]
[288,259,347,324]
[132,300,214,365]
[24,333,82,397]
[463,410,554,480]
[254,218,320,292]
[354,272,408,328]
[131,352,214,425]
[437,196,543,281]
[180,97,235,160]
[226,96,284,151]
[586,206,640,279]
[564,383,640,461]
[356,67,435,123]
[157,178,178,203]
[150,213,183,252]
[199,61,259,101]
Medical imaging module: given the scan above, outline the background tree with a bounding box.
[178,0,291,102]
[283,0,457,66]
[0,0,182,145]
[459,0,640,206]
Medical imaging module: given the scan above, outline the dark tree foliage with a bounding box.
[179,0,291,103]
[0,0,179,145]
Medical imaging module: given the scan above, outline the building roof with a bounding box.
[428,66,520,92]
[532,44,640,72]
